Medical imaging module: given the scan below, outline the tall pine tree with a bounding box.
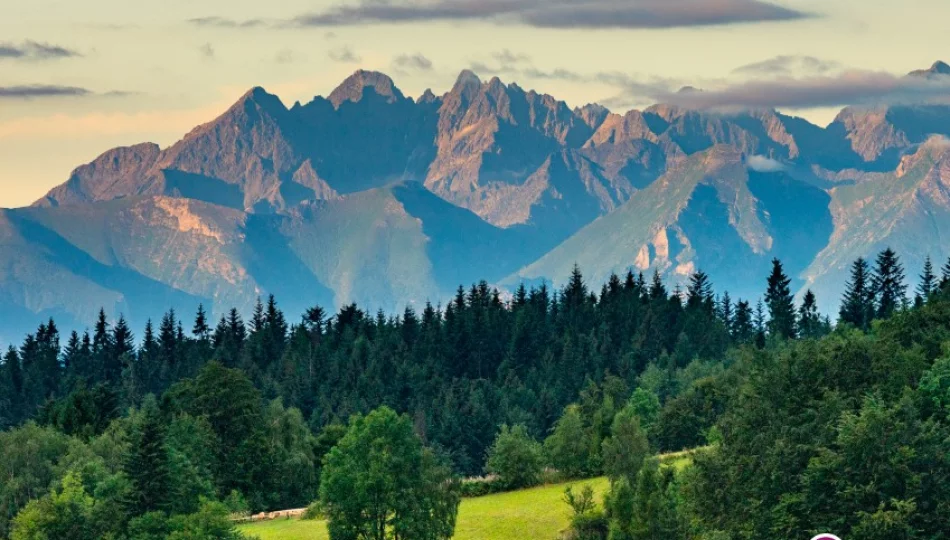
[765,259,796,340]
[839,257,875,331]
[798,290,824,339]
[916,256,937,307]
[125,397,170,514]
[872,248,907,320]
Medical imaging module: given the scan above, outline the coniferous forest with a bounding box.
[2,250,950,539]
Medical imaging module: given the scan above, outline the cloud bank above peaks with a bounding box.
[654,70,950,110]
[291,0,810,30]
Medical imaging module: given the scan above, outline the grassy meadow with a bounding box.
[240,450,698,540]
[240,477,609,540]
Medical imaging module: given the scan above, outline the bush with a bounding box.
[566,511,608,540]
[459,477,505,498]
[563,485,607,540]
[485,424,543,490]
[544,405,596,479]
[301,500,324,520]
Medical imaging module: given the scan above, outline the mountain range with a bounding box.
[3,61,950,339]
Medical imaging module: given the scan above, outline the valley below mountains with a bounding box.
[4,62,950,338]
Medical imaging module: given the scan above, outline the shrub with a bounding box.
[485,424,543,490]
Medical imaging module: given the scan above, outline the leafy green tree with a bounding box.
[10,471,98,540]
[544,404,595,479]
[601,405,650,484]
[627,388,661,441]
[260,399,319,509]
[765,259,796,339]
[320,407,459,540]
[164,361,266,501]
[486,424,543,490]
[0,423,72,536]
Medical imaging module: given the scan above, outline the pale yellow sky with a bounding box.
[1,0,948,208]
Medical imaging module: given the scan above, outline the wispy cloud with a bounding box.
[328,46,362,63]
[466,50,682,109]
[291,0,810,30]
[0,41,81,61]
[492,49,531,65]
[0,85,91,99]
[733,55,842,77]
[188,16,267,28]
[275,49,296,64]
[654,70,950,110]
[199,43,215,59]
[394,53,434,71]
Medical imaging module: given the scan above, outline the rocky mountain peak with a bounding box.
[575,103,611,131]
[328,70,405,108]
[451,69,483,97]
[417,88,439,104]
[908,60,950,78]
[231,86,287,116]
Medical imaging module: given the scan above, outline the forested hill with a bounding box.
[1,249,949,538]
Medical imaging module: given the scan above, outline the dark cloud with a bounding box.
[292,0,809,30]
[0,85,91,99]
[328,46,362,63]
[394,53,434,71]
[653,71,950,110]
[733,55,842,76]
[188,17,267,28]
[0,41,81,61]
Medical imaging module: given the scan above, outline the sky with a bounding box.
[1,0,949,208]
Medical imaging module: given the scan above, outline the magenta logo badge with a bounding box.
[811,535,842,540]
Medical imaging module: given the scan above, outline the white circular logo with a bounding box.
[811,535,842,540]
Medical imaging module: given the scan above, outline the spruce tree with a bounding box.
[839,257,875,331]
[916,256,937,307]
[158,310,179,383]
[649,270,667,300]
[942,257,950,289]
[125,397,171,514]
[62,331,82,381]
[732,300,755,343]
[92,309,112,380]
[719,292,734,330]
[798,290,823,339]
[686,271,714,315]
[872,248,907,320]
[108,316,134,384]
[192,304,210,341]
[139,320,161,395]
[765,259,796,339]
[2,347,22,423]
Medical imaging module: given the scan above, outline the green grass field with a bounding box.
[239,451,698,540]
[239,477,609,540]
